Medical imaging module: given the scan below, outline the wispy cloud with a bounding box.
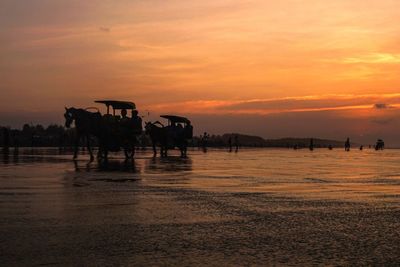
[374,103,392,109]
[99,27,110,32]
[146,94,400,115]
[342,53,400,64]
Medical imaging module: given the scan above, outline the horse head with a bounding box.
[144,121,153,134]
[64,107,75,128]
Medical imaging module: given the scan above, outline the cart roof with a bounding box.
[160,115,190,124]
[95,100,136,110]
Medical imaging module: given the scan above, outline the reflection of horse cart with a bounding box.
[145,115,193,157]
[64,100,142,161]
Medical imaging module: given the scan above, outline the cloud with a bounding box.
[99,27,110,32]
[374,103,390,109]
[145,94,400,115]
[342,53,400,64]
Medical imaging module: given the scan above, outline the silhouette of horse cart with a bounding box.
[145,115,193,157]
[95,100,142,159]
[64,100,142,161]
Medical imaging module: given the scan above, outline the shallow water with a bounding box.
[0,148,399,265]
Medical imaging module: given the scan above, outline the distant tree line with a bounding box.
[1,124,345,148]
[1,124,74,147]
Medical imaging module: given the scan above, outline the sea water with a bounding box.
[0,148,399,265]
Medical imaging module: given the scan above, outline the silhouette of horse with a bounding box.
[64,107,103,160]
[145,121,188,157]
[145,121,168,157]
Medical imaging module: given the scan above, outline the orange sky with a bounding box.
[1,0,400,144]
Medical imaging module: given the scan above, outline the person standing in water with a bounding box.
[201,132,209,152]
[309,138,314,151]
[234,135,239,152]
[228,136,232,152]
[345,137,350,151]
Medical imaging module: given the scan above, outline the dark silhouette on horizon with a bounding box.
[2,121,387,155]
[309,138,314,151]
[145,115,192,158]
[345,137,351,151]
[2,127,10,163]
[64,107,102,160]
[234,135,239,152]
[201,132,209,152]
[64,100,143,161]
[375,139,385,150]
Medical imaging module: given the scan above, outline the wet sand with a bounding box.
[0,148,399,265]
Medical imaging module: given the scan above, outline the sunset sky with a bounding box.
[1,0,400,144]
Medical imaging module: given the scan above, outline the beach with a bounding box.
[1,148,399,265]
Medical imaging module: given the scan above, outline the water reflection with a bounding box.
[97,159,140,173]
[145,156,193,173]
[2,148,9,164]
[3,147,400,201]
[72,159,140,173]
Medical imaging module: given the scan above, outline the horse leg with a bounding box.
[152,140,157,157]
[182,143,187,158]
[73,134,79,160]
[124,147,129,159]
[104,149,108,161]
[181,146,186,158]
[86,135,94,161]
[124,147,134,160]
[97,147,102,159]
[97,140,105,160]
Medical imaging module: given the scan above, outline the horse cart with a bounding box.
[64,100,142,161]
[145,115,193,157]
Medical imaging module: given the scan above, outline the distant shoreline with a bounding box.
[1,124,379,148]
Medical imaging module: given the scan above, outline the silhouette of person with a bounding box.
[184,121,193,139]
[345,137,350,151]
[175,123,183,139]
[228,136,232,152]
[234,135,239,152]
[121,109,128,119]
[309,138,314,151]
[119,109,131,132]
[131,110,142,134]
[2,127,10,163]
[2,127,10,151]
[202,132,209,152]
